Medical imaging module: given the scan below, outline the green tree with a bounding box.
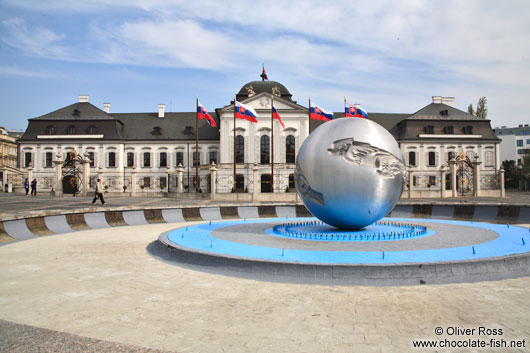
[502,160,518,188]
[467,104,474,115]
[476,96,488,119]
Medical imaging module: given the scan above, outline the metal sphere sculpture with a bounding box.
[295,118,406,229]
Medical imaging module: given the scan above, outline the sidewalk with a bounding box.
[0,190,528,220]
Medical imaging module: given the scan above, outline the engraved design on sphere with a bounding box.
[295,118,405,229]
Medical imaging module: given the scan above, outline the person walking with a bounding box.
[30,179,37,196]
[24,178,29,196]
[92,178,105,205]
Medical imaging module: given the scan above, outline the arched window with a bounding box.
[235,135,244,163]
[260,135,270,164]
[286,135,295,163]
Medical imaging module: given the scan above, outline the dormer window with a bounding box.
[67,125,77,134]
[87,125,98,134]
[183,126,193,135]
[152,126,162,135]
[72,109,80,117]
[45,125,56,135]
[424,125,434,134]
[463,126,473,134]
[443,126,454,134]
[440,109,449,116]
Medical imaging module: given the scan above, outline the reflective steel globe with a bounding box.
[295,118,406,229]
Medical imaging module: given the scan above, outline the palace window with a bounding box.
[45,152,53,168]
[108,152,116,167]
[463,126,473,134]
[447,151,455,161]
[126,152,134,167]
[67,125,77,134]
[160,152,167,167]
[143,177,151,188]
[260,135,270,164]
[193,152,200,167]
[235,135,244,163]
[408,151,416,166]
[485,151,494,167]
[143,152,151,167]
[159,176,167,189]
[424,125,434,134]
[428,175,436,186]
[443,126,454,134]
[88,152,95,167]
[289,174,295,190]
[87,125,98,134]
[286,135,295,163]
[517,140,523,147]
[24,152,32,167]
[209,151,217,164]
[45,126,55,135]
[176,152,184,166]
[428,151,436,166]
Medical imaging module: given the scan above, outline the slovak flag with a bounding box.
[197,101,217,127]
[272,104,285,129]
[345,102,368,118]
[235,101,258,123]
[310,104,333,121]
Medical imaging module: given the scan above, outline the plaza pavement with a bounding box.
[1,192,529,352]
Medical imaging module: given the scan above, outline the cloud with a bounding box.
[1,18,68,58]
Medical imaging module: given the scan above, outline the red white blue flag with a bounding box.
[309,104,333,121]
[272,104,285,129]
[197,101,217,127]
[235,101,258,123]
[345,102,368,118]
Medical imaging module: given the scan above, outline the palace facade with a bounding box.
[17,80,502,199]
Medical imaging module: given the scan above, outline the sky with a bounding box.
[1,0,529,132]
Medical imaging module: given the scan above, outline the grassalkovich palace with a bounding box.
[14,78,504,200]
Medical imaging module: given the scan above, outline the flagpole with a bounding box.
[271,96,274,193]
[195,96,199,193]
[233,95,236,192]
[308,96,311,137]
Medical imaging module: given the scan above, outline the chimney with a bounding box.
[78,94,89,103]
[441,97,455,107]
[432,96,442,104]
[103,103,110,113]
[158,104,165,118]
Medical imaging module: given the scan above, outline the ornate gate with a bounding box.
[62,149,84,195]
[455,150,474,195]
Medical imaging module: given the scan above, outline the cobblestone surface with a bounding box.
[1,222,529,353]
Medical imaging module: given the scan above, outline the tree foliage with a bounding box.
[467,104,474,115]
[476,96,488,119]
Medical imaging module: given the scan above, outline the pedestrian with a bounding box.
[92,178,105,205]
[24,178,29,196]
[30,179,37,196]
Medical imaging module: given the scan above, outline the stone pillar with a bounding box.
[407,167,413,198]
[472,158,481,197]
[440,164,446,199]
[54,153,63,196]
[80,153,90,197]
[166,167,171,194]
[448,158,457,198]
[97,166,103,184]
[177,163,183,193]
[499,167,505,198]
[1,170,6,192]
[252,163,259,202]
[27,164,33,189]
[131,169,137,196]
[210,163,217,200]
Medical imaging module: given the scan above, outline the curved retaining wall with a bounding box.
[0,204,529,243]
